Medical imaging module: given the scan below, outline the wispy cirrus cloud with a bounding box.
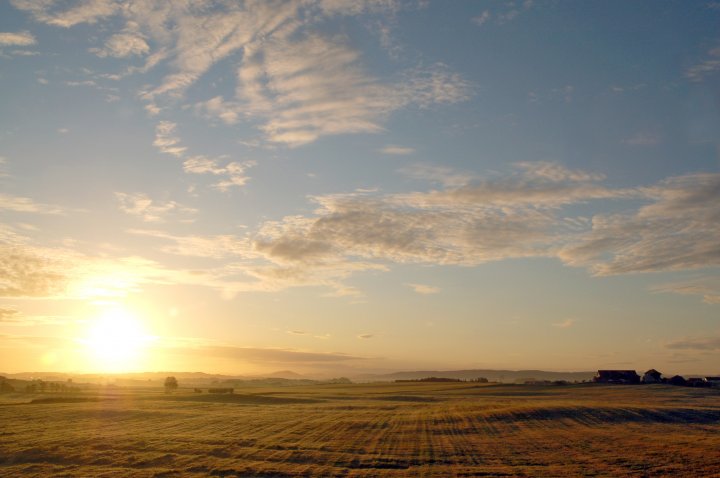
[0,245,68,298]
[12,1,470,147]
[0,307,20,322]
[248,163,720,299]
[227,38,472,146]
[90,32,149,58]
[5,158,717,302]
[153,121,186,157]
[666,336,720,351]
[472,0,534,27]
[10,0,119,28]
[559,172,720,275]
[249,162,620,294]
[0,30,36,46]
[123,229,375,298]
[126,229,252,259]
[0,240,242,300]
[152,122,255,191]
[115,192,196,223]
[183,156,256,192]
[472,11,491,26]
[407,283,440,295]
[0,193,64,214]
[380,145,415,155]
[400,163,475,187]
[651,277,720,305]
[685,46,720,82]
[0,307,72,326]
[5,160,702,301]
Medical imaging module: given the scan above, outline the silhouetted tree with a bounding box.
[164,376,178,393]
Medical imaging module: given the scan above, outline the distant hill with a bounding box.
[263,370,305,379]
[354,369,597,383]
[3,369,599,385]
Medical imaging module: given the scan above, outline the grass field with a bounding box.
[1,382,719,477]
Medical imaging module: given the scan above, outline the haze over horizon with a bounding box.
[1,1,719,377]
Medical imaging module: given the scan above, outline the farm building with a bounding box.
[594,370,640,384]
[668,375,687,386]
[642,369,663,384]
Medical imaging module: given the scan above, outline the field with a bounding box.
[1,382,720,477]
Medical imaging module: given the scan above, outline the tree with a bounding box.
[164,376,178,393]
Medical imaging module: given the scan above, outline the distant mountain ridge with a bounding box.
[0,369,605,384]
[355,369,597,383]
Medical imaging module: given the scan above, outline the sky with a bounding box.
[1,0,719,377]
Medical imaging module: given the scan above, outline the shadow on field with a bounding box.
[29,396,104,405]
[369,395,438,402]
[487,406,720,425]
[161,394,322,405]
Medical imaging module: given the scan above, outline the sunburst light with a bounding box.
[80,307,154,372]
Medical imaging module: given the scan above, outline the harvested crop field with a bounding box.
[1,383,719,477]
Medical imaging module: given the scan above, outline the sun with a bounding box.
[80,307,153,372]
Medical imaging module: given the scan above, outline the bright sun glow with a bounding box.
[80,308,153,372]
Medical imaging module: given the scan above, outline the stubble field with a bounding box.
[1,382,719,477]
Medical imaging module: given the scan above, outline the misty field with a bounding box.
[1,383,720,477]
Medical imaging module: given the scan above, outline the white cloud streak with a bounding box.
[380,145,415,155]
[10,0,119,28]
[0,31,36,46]
[153,121,186,157]
[152,121,255,190]
[127,229,252,260]
[0,193,64,214]
[551,319,575,328]
[651,277,720,305]
[686,47,720,82]
[243,35,389,146]
[115,192,196,223]
[91,32,149,58]
[183,157,256,192]
[407,283,440,295]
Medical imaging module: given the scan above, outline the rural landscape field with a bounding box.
[2,382,720,477]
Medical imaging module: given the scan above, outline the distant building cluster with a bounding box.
[594,370,720,387]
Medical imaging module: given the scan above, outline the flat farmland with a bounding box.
[1,383,720,477]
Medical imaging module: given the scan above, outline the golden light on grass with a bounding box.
[79,307,154,373]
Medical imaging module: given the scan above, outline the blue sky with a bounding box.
[1,0,719,376]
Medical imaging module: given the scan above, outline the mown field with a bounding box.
[1,382,719,477]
